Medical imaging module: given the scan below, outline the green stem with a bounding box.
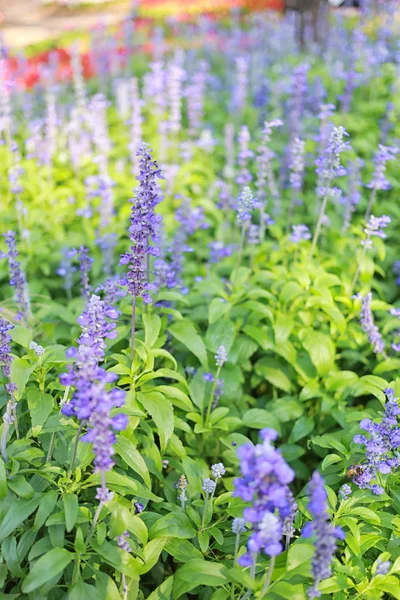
[235,223,247,283]
[204,365,222,425]
[308,190,329,259]
[85,500,104,546]
[239,553,258,600]
[201,492,209,528]
[364,188,377,222]
[234,532,241,564]
[130,296,137,362]
[286,188,296,234]
[68,423,83,478]
[349,237,369,296]
[261,556,276,598]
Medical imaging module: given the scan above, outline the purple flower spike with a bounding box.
[2,231,30,321]
[120,143,164,304]
[61,294,126,498]
[304,472,344,599]
[359,293,385,356]
[78,246,93,301]
[233,428,295,566]
[351,388,400,496]
[367,145,398,191]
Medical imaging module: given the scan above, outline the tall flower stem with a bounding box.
[309,190,329,259]
[364,188,377,221]
[131,296,137,362]
[286,188,296,234]
[234,532,241,564]
[201,491,210,528]
[85,499,104,545]
[234,224,247,284]
[239,553,258,600]
[204,365,222,425]
[261,556,276,598]
[349,238,369,296]
[68,423,83,478]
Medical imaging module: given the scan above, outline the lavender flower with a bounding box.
[376,560,391,576]
[256,119,282,224]
[367,145,398,191]
[2,231,30,321]
[311,127,350,256]
[303,472,344,598]
[116,531,130,552]
[61,295,126,500]
[0,315,16,395]
[236,187,258,224]
[233,428,295,566]
[120,143,163,305]
[211,463,226,479]
[359,293,386,356]
[96,277,126,307]
[202,478,216,494]
[232,518,246,535]
[362,215,391,249]
[289,64,309,139]
[289,138,306,191]
[0,314,17,461]
[290,224,311,243]
[167,63,185,134]
[215,345,227,367]
[236,126,253,186]
[315,126,350,196]
[78,246,93,302]
[209,241,233,264]
[232,57,248,113]
[338,484,352,500]
[30,341,44,356]
[58,247,77,299]
[352,388,400,494]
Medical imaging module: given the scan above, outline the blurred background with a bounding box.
[0,0,366,50]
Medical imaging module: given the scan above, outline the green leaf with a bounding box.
[147,576,174,600]
[164,539,203,562]
[153,385,193,411]
[0,496,41,543]
[149,511,196,540]
[299,330,335,376]
[321,454,342,471]
[143,313,162,347]
[138,391,174,452]
[169,320,208,368]
[242,409,281,432]
[174,560,229,598]
[209,298,231,324]
[63,494,79,533]
[33,491,58,531]
[140,538,167,573]
[8,475,35,498]
[255,358,292,392]
[10,325,33,348]
[22,548,73,593]
[0,460,7,499]
[288,416,315,444]
[114,435,151,487]
[10,358,34,399]
[85,471,162,502]
[27,388,54,435]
